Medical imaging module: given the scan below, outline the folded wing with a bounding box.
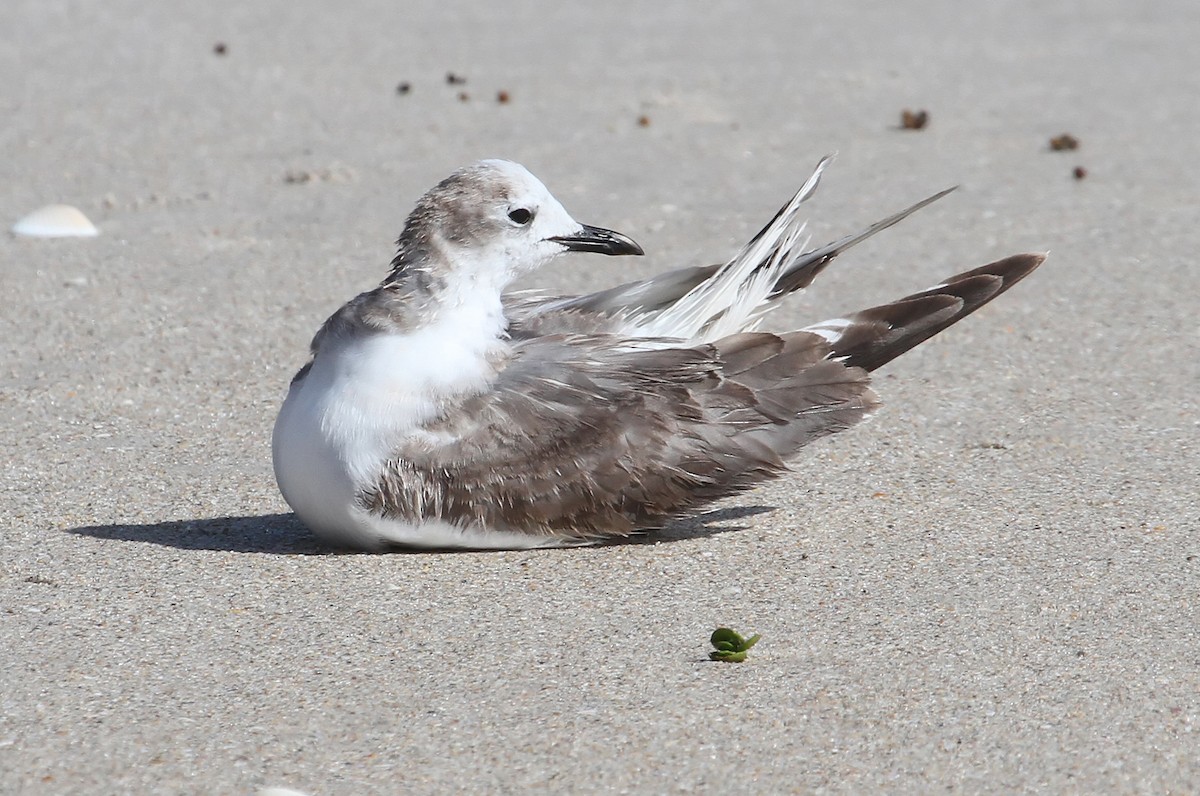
[360,331,877,543]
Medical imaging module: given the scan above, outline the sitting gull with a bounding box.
[272,157,1043,550]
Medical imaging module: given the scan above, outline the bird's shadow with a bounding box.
[68,513,328,555]
[65,506,775,555]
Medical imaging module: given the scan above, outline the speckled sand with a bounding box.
[3,1,1197,793]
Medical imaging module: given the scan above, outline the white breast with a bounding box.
[272,300,507,550]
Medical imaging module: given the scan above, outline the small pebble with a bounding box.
[1073,166,1088,180]
[213,42,227,56]
[496,90,510,104]
[396,82,411,95]
[1049,133,1079,151]
[637,115,651,127]
[446,72,467,85]
[900,109,929,130]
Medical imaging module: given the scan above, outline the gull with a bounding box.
[272,157,1043,551]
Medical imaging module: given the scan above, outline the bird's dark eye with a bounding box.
[507,207,534,225]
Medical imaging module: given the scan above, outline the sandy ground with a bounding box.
[3,1,1198,793]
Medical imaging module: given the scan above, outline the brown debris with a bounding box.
[283,166,355,185]
[1049,133,1079,151]
[900,109,929,130]
[213,42,227,56]
[637,115,651,127]
[1073,166,1088,180]
[284,171,315,185]
[496,90,510,104]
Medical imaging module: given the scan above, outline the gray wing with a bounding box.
[363,252,1045,545]
[360,332,877,543]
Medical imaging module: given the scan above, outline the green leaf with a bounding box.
[710,628,743,649]
[708,627,760,662]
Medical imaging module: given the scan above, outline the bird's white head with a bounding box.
[391,160,643,291]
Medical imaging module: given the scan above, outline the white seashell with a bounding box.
[12,204,99,238]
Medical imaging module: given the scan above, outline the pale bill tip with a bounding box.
[12,204,99,238]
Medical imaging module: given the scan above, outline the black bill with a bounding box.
[548,224,644,256]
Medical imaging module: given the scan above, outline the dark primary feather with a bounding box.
[824,253,1045,372]
[768,187,957,296]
